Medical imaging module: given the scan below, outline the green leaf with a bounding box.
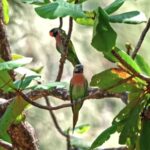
[15,67,40,76]
[0,96,28,141]
[35,0,85,19]
[73,124,90,134]
[21,0,47,5]
[75,17,94,26]
[90,68,138,93]
[115,49,141,73]
[12,53,25,60]
[0,70,14,92]
[103,51,118,62]
[75,11,95,26]
[104,0,125,15]
[90,124,117,150]
[31,82,66,90]
[109,11,147,24]
[2,0,9,24]
[140,120,150,150]
[0,57,32,71]
[91,7,117,53]
[135,54,150,76]
[119,103,143,145]
[113,94,143,125]
[14,75,40,90]
[0,59,14,93]
[67,0,87,3]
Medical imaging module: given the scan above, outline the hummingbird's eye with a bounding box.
[49,28,58,37]
[53,30,58,37]
[74,64,83,73]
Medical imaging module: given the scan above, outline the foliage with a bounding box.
[0,0,150,150]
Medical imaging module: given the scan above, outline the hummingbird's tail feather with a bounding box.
[72,111,79,133]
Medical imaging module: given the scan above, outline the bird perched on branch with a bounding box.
[70,64,88,131]
[49,28,80,66]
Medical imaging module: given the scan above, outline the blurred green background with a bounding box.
[8,0,150,149]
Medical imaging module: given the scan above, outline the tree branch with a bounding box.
[101,147,128,150]
[0,139,13,150]
[112,50,150,83]
[0,1,12,61]
[132,18,150,59]
[8,122,39,150]
[56,17,73,81]
[0,0,15,80]
[44,96,67,137]
[59,17,63,29]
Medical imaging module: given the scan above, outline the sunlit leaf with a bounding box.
[31,82,67,90]
[75,11,95,26]
[0,70,14,92]
[0,57,32,71]
[15,67,40,76]
[21,0,47,5]
[135,54,150,76]
[2,0,9,24]
[0,59,14,93]
[74,124,90,134]
[109,11,147,24]
[104,0,125,14]
[0,96,28,141]
[91,7,117,52]
[35,0,85,19]
[12,53,25,60]
[90,68,138,93]
[114,49,142,73]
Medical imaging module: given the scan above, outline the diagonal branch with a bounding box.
[0,139,13,150]
[44,96,67,137]
[0,1,12,61]
[112,50,150,83]
[56,17,73,81]
[59,17,63,29]
[132,18,150,59]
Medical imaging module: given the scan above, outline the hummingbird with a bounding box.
[49,28,81,66]
[70,64,88,131]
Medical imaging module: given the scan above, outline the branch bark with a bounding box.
[8,122,39,150]
[0,1,12,61]
[0,139,13,150]
[132,18,150,59]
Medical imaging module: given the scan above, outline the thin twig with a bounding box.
[112,50,150,83]
[132,18,150,59]
[101,147,128,150]
[56,17,73,81]
[59,17,63,29]
[125,42,132,55]
[0,88,126,111]
[44,96,67,137]
[103,75,134,92]
[0,139,13,150]
[48,16,74,148]
[0,1,15,80]
[19,88,126,111]
[17,90,72,111]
